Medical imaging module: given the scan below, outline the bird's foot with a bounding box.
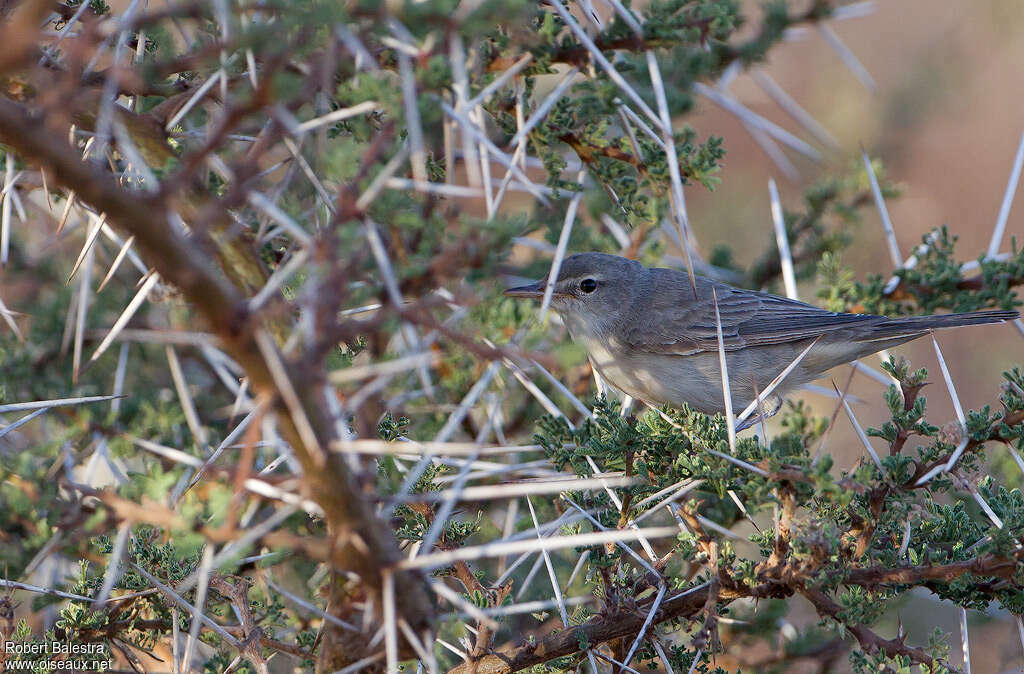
[735,395,783,432]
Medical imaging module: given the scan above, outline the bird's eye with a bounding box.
[580,278,598,294]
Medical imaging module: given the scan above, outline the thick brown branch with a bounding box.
[446,582,720,674]
[845,554,1020,586]
[559,132,647,173]
[802,586,944,669]
[210,576,269,674]
[0,97,433,670]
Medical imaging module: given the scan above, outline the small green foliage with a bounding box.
[823,226,1024,315]
[64,0,110,16]
[378,412,410,441]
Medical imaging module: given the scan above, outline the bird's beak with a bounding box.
[503,280,546,299]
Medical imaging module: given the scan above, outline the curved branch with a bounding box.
[0,97,434,668]
[801,587,946,670]
[445,548,1023,673]
[446,583,721,674]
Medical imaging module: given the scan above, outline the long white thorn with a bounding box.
[988,129,1024,259]
[247,192,312,246]
[1,152,12,267]
[747,123,800,181]
[398,526,679,571]
[67,212,106,284]
[97,235,136,292]
[254,329,325,466]
[441,102,550,204]
[620,583,666,670]
[355,147,411,212]
[395,42,427,183]
[769,178,798,299]
[527,496,570,627]
[0,580,92,603]
[93,523,130,608]
[166,345,208,447]
[399,475,639,503]
[751,69,838,149]
[131,561,240,647]
[711,288,737,452]
[89,272,159,365]
[598,0,643,34]
[736,337,820,426]
[166,71,224,131]
[539,175,585,320]
[295,101,379,134]
[836,384,883,469]
[693,83,821,161]
[0,408,48,440]
[702,445,769,477]
[431,581,499,631]
[817,23,876,92]
[56,190,76,236]
[548,0,664,132]
[647,50,697,289]
[0,290,23,341]
[266,577,358,632]
[248,249,309,312]
[507,68,580,149]
[449,34,482,190]
[0,395,119,414]
[467,54,534,109]
[600,213,632,250]
[967,483,1004,530]
[932,334,966,427]
[861,150,902,268]
[181,546,214,673]
[72,236,95,383]
[928,333,974,476]
[382,570,399,674]
[504,359,570,423]
[960,607,971,674]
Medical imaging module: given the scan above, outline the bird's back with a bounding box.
[601,266,1017,414]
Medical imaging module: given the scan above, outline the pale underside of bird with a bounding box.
[506,252,1018,420]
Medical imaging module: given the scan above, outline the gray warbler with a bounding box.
[505,252,1018,418]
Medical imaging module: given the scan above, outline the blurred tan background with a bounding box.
[685,0,1022,465]
[682,1,1024,669]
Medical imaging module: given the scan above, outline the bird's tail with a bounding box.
[861,309,1019,342]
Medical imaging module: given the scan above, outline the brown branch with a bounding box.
[451,561,513,670]
[885,271,1024,301]
[906,407,1024,487]
[558,132,647,174]
[443,513,1023,673]
[210,576,269,674]
[0,96,433,670]
[851,486,886,560]
[81,614,315,661]
[483,14,717,73]
[801,586,945,669]
[769,485,796,567]
[446,581,721,674]
[692,540,720,651]
[845,554,1020,586]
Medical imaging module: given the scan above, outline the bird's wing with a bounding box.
[621,272,883,355]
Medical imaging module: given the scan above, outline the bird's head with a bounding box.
[504,252,644,337]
